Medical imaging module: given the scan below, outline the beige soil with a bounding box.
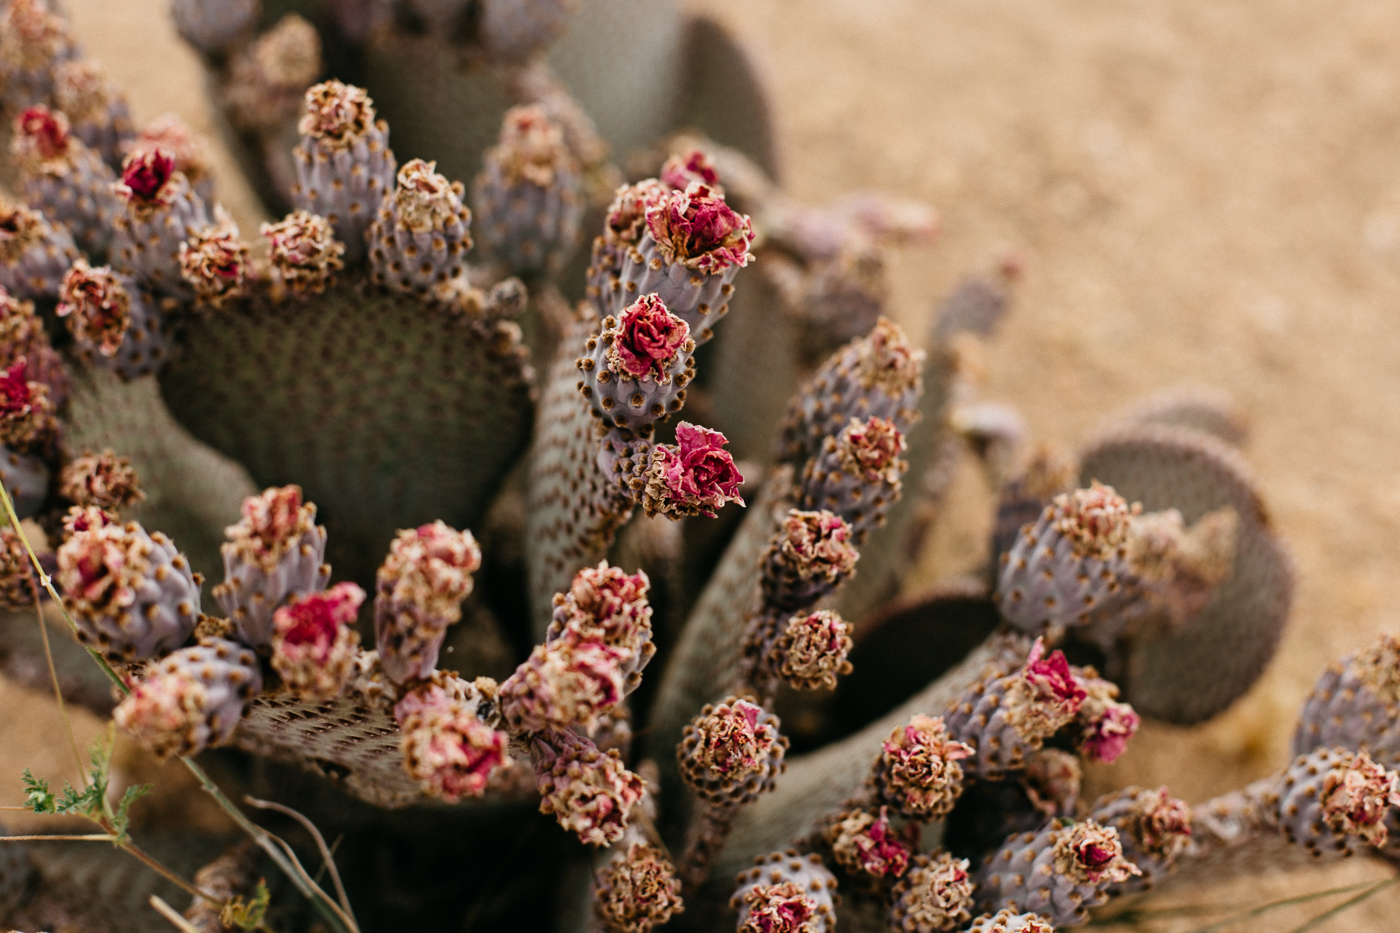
[4,0,1399,929]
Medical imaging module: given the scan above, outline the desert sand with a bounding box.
[4,0,1400,929]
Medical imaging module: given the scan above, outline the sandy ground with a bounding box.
[5,0,1400,929]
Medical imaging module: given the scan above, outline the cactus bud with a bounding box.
[1072,672,1140,763]
[261,210,344,299]
[394,681,510,801]
[0,287,67,407]
[114,638,262,757]
[223,14,323,135]
[114,148,179,218]
[374,521,481,684]
[967,911,1055,933]
[888,852,974,933]
[1278,747,1400,851]
[270,582,365,699]
[532,728,644,846]
[112,148,212,297]
[798,416,907,543]
[214,486,330,649]
[54,60,133,167]
[62,505,117,537]
[368,159,473,301]
[59,450,144,511]
[678,697,787,804]
[775,610,853,691]
[129,115,213,201]
[579,294,695,433]
[56,260,168,379]
[171,0,260,54]
[594,842,685,933]
[0,358,54,453]
[56,520,202,660]
[974,819,1138,925]
[546,562,656,692]
[1087,786,1191,893]
[761,510,858,612]
[0,525,37,609]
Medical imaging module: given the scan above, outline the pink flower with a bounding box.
[17,106,68,160]
[0,359,34,418]
[118,148,176,205]
[645,183,754,273]
[396,686,510,801]
[1080,702,1140,763]
[1024,637,1088,713]
[653,423,744,517]
[835,808,916,878]
[57,262,131,357]
[609,294,690,379]
[275,582,364,660]
[603,179,668,246]
[739,883,816,933]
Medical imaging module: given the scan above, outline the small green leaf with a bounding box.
[22,770,56,814]
[110,783,153,845]
[221,879,271,930]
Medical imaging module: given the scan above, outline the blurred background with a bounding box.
[6,0,1400,929]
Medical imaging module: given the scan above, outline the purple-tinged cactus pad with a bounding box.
[1293,632,1400,768]
[965,910,1055,933]
[531,727,644,846]
[972,819,1139,926]
[56,520,202,661]
[1086,786,1191,895]
[171,0,259,54]
[115,637,262,757]
[0,442,48,518]
[1276,746,1400,855]
[479,0,578,62]
[367,159,473,303]
[58,261,171,380]
[214,485,330,650]
[0,0,76,112]
[798,415,907,544]
[111,149,212,298]
[11,106,121,256]
[54,59,135,169]
[292,81,398,264]
[1077,423,1294,724]
[0,199,79,301]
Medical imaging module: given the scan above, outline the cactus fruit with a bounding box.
[8,3,1389,931]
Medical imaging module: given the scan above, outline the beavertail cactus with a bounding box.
[114,637,262,757]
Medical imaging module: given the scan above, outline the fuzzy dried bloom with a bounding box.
[603,179,668,246]
[878,715,973,818]
[59,450,144,510]
[737,881,817,933]
[1002,638,1088,742]
[1319,750,1400,846]
[0,526,37,609]
[1052,482,1138,560]
[889,853,973,933]
[395,685,510,801]
[1052,821,1141,885]
[491,104,576,187]
[660,149,720,192]
[54,60,121,126]
[392,159,467,234]
[0,358,54,450]
[686,698,774,780]
[1023,749,1082,817]
[594,842,684,933]
[827,807,916,879]
[12,106,71,173]
[853,318,924,395]
[968,911,1055,933]
[773,510,858,583]
[115,148,179,215]
[1128,787,1193,859]
[179,220,250,308]
[1351,633,1400,705]
[534,730,644,846]
[225,485,316,572]
[250,14,321,89]
[63,505,118,537]
[262,210,344,298]
[128,114,210,189]
[56,522,149,616]
[646,423,745,518]
[114,669,210,758]
[645,183,753,273]
[501,633,628,734]
[1075,675,1140,764]
[113,639,262,758]
[607,294,690,380]
[0,0,68,70]
[835,417,906,483]
[554,562,651,651]
[777,611,853,690]
[57,261,132,357]
[0,202,47,264]
[380,521,482,624]
[0,288,65,402]
[271,582,365,699]
[299,80,376,146]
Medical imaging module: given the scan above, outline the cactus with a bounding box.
[7,3,1400,933]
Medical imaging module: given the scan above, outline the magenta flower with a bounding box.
[117,147,176,206]
[645,183,754,274]
[661,148,720,191]
[608,294,690,380]
[652,422,744,517]
[1080,701,1140,763]
[17,106,69,160]
[1024,637,1088,714]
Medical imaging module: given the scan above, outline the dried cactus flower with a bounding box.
[178,217,251,308]
[532,728,644,846]
[825,806,916,879]
[270,582,365,699]
[0,286,67,407]
[966,910,1056,933]
[974,819,1139,926]
[261,209,345,299]
[1072,672,1141,763]
[761,509,858,610]
[0,358,55,452]
[874,714,974,819]
[395,681,511,801]
[731,851,838,933]
[56,259,130,356]
[679,697,787,804]
[375,520,482,684]
[776,610,853,690]
[499,631,628,734]
[641,422,745,519]
[1086,786,1191,893]
[1277,747,1400,852]
[888,852,974,933]
[593,842,685,933]
[0,524,37,609]
[0,197,78,299]
[58,449,143,510]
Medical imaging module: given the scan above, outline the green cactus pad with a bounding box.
[1078,423,1294,724]
[64,365,258,582]
[157,280,534,589]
